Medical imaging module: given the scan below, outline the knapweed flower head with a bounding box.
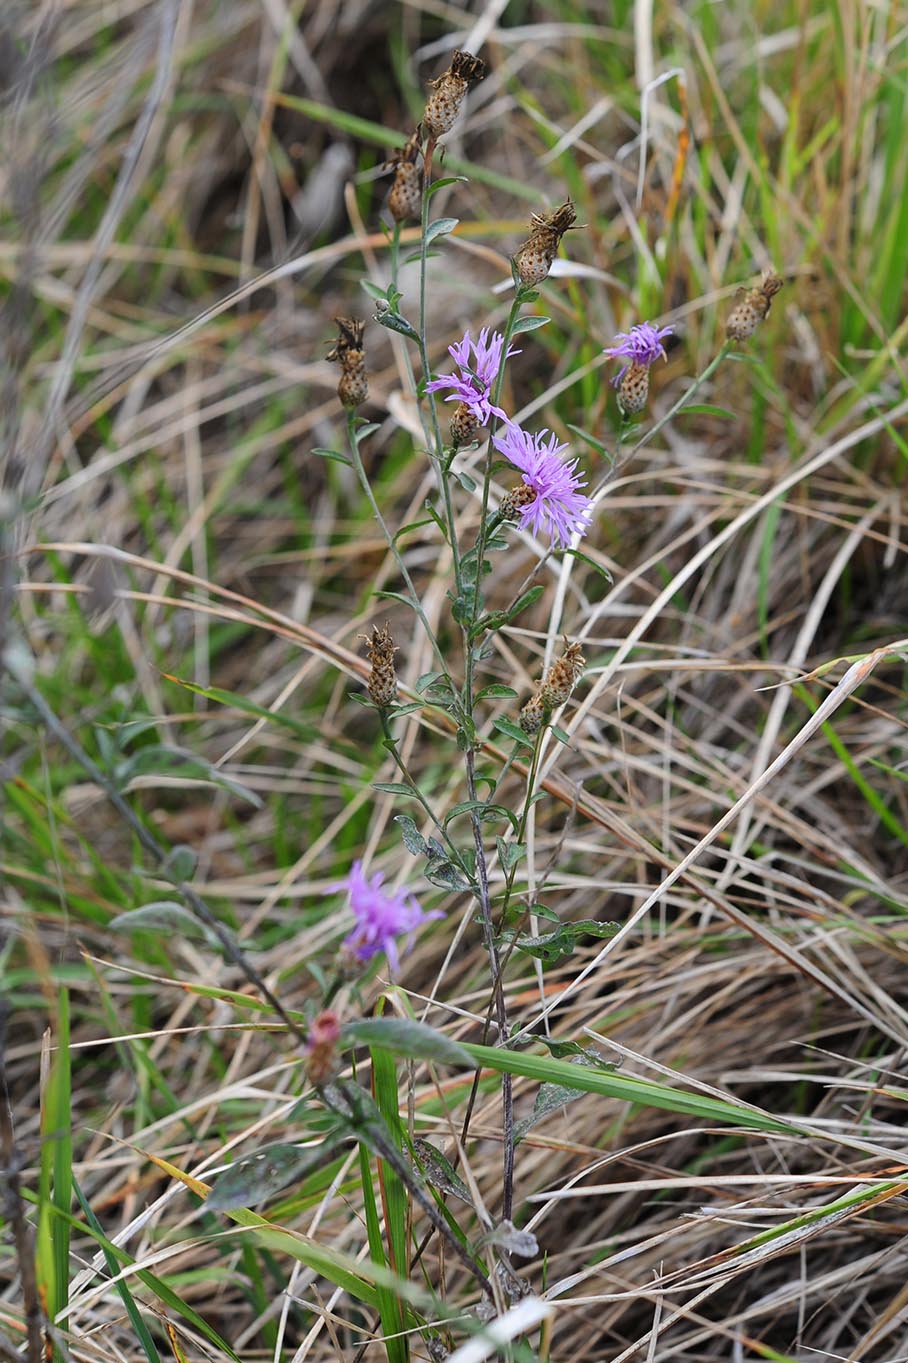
[513,201,578,287]
[725,270,783,341]
[494,423,593,548]
[603,322,673,387]
[360,622,398,708]
[426,328,517,430]
[335,860,442,975]
[327,317,367,408]
[422,49,486,140]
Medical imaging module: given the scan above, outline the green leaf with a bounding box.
[511,314,550,334]
[550,724,572,744]
[426,176,468,196]
[424,216,459,244]
[343,1018,477,1068]
[425,856,473,891]
[208,1141,341,1210]
[392,514,436,544]
[505,586,545,621]
[73,1178,161,1363]
[359,280,388,302]
[496,837,526,871]
[372,781,416,797]
[413,1139,473,1204]
[374,310,419,340]
[515,1054,604,1141]
[492,716,535,747]
[310,446,352,466]
[110,902,225,949]
[456,470,477,493]
[114,744,261,807]
[162,844,197,882]
[395,814,428,856]
[681,403,737,419]
[162,675,317,741]
[500,918,620,963]
[477,684,518,700]
[462,1042,796,1134]
[564,547,612,580]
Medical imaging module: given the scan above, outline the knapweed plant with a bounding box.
[210,40,786,1359]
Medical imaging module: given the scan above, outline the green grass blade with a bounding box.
[73,1177,162,1363]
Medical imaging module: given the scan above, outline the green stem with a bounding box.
[345,412,450,678]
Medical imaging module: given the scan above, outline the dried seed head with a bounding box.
[537,641,585,709]
[725,270,784,341]
[327,317,368,408]
[387,131,423,223]
[617,362,650,415]
[422,50,486,139]
[513,201,578,286]
[499,481,537,522]
[519,693,545,735]
[449,400,479,448]
[361,622,398,707]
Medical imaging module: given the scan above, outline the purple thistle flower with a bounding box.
[602,321,673,387]
[493,423,594,547]
[425,327,518,426]
[334,860,442,974]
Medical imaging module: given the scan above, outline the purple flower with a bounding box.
[425,327,518,426]
[494,423,594,547]
[603,321,673,387]
[334,860,442,974]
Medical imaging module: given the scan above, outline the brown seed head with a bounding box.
[538,641,585,709]
[422,50,485,139]
[361,622,398,707]
[450,401,479,448]
[387,131,423,222]
[499,482,536,522]
[328,317,367,408]
[513,200,578,286]
[725,270,784,341]
[617,362,650,415]
[519,693,545,735]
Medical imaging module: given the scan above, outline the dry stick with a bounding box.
[0,1002,45,1363]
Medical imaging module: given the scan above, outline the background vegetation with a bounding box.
[2,1,908,1361]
